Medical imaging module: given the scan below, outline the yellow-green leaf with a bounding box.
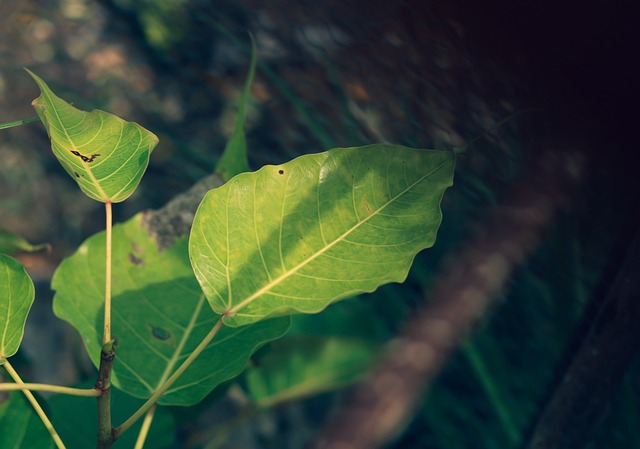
[190,144,455,327]
[0,254,35,363]
[26,69,158,203]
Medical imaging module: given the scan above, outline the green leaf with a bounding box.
[245,336,377,408]
[0,229,49,254]
[190,144,455,327]
[52,214,290,405]
[214,34,256,181]
[26,69,158,203]
[0,254,35,363]
[48,381,175,449]
[0,391,54,448]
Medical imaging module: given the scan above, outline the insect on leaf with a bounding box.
[26,69,158,203]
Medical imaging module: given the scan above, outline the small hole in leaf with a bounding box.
[278,169,284,175]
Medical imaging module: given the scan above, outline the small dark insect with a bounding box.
[278,169,284,175]
[70,150,100,163]
[148,324,171,341]
[74,171,80,178]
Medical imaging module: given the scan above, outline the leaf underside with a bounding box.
[52,214,289,405]
[26,69,158,203]
[190,144,456,327]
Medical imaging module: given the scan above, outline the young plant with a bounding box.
[0,59,455,448]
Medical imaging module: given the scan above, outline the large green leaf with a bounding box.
[0,254,35,363]
[52,214,290,405]
[26,69,158,203]
[0,391,54,448]
[190,144,455,327]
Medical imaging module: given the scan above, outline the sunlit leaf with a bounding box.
[0,229,49,254]
[47,381,175,449]
[26,69,158,203]
[190,144,455,327]
[52,214,289,405]
[214,34,256,181]
[0,390,54,448]
[245,336,377,408]
[0,254,35,363]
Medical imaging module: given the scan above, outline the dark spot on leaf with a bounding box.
[70,150,100,163]
[128,252,145,266]
[148,325,171,341]
[74,171,80,178]
[278,169,284,175]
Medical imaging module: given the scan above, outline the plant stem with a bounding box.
[2,360,67,449]
[134,405,156,449]
[0,116,39,130]
[0,381,101,396]
[96,338,118,449]
[462,340,520,446]
[114,318,225,438]
[104,201,113,345]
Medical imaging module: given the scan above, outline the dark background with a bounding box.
[1,1,637,448]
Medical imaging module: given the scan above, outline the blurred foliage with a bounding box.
[1,1,637,449]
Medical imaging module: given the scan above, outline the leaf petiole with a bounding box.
[114,318,225,438]
[104,201,113,344]
[2,360,67,449]
[0,380,101,397]
[0,116,39,130]
[133,405,157,449]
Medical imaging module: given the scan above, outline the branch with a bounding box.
[525,229,640,449]
[309,149,586,449]
[96,338,118,449]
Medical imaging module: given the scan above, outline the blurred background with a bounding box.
[1,1,638,448]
